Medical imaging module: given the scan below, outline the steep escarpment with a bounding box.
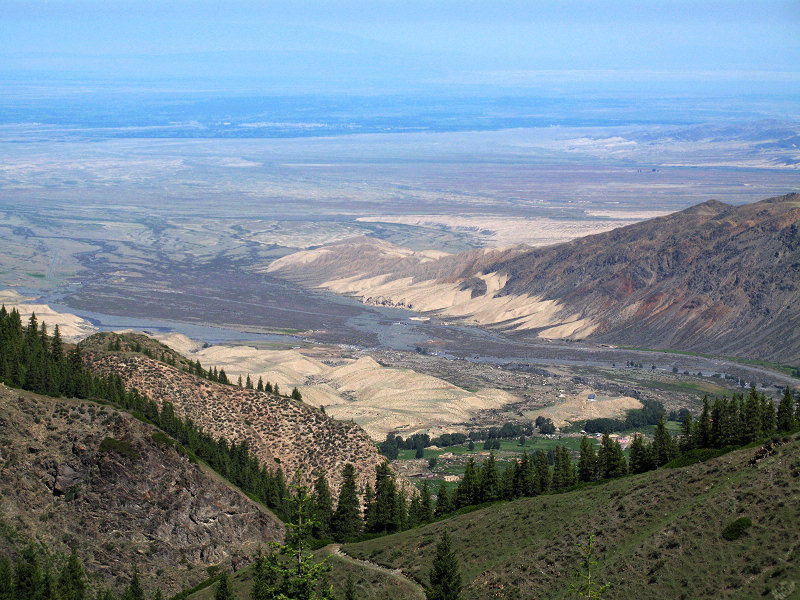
[268,194,800,363]
[82,343,391,497]
[0,385,283,596]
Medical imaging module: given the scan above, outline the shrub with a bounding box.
[99,437,140,461]
[722,517,752,540]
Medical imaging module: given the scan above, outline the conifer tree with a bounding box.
[214,571,233,600]
[456,458,479,508]
[426,531,462,600]
[740,387,761,444]
[274,383,280,396]
[419,480,433,523]
[777,387,797,432]
[533,450,551,494]
[265,381,273,393]
[291,387,303,401]
[577,437,597,483]
[479,453,500,502]
[237,375,243,388]
[0,556,12,600]
[14,544,43,600]
[652,416,677,467]
[245,374,253,389]
[257,377,264,392]
[332,464,362,542]
[58,549,86,600]
[434,482,452,517]
[598,433,627,479]
[312,473,334,541]
[513,451,535,497]
[761,395,776,436]
[679,413,695,452]
[251,474,335,600]
[122,567,144,600]
[696,396,712,448]
[370,462,400,533]
[628,435,652,474]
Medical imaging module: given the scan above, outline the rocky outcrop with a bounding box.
[0,385,283,596]
[83,348,393,498]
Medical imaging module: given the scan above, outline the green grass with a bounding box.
[618,345,800,379]
[345,434,800,599]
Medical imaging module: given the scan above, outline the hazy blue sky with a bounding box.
[2,0,799,96]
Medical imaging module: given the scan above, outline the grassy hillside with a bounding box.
[341,434,800,599]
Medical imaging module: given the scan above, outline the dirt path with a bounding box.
[322,544,426,599]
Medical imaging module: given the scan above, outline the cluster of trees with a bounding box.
[0,546,157,600]
[583,398,664,433]
[680,388,798,450]
[380,421,536,459]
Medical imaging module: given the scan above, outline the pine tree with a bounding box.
[578,437,597,483]
[312,473,334,541]
[598,433,627,479]
[58,549,86,600]
[434,482,452,517]
[122,567,144,600]
[513,451,535,497]
[332,464,362,542]
[741,386,762,443]
[628,435,652,474]
[419,480,433,523]
[370,462,400,533]
[652,416,677,467]
[214,572,233,600]
[426,531,462,600]
[245,374,253,389]
[533,450,551,494]
[679,413,695,452]
[237,375,243,388]
[257,377,264,392]
[291,387,303,401]
[265,381,273,393]
[0,556,12,600]
[777,387,797,432]
[568,534,609,599]
[479,453,500,502]
[456,458,479,508]
[14,544,43,600]
[250,474,335,600]
[696,395,712,448]
[761,394,776,436]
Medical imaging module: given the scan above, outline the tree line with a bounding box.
[0,545,159,600]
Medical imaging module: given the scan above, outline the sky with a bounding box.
[2,0,800,97]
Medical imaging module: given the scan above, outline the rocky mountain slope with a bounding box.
[268,194,800,363]
[0,384,283,596]
[81,335,392,497]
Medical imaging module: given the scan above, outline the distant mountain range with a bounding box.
[268,193,800,363]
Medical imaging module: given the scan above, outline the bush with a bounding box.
[99,437,140,461]
[722,517,752,540]
[664,448,726,468]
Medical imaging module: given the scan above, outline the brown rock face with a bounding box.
[0,386,283,596]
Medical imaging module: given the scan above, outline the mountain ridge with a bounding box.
[267,193,800,362]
